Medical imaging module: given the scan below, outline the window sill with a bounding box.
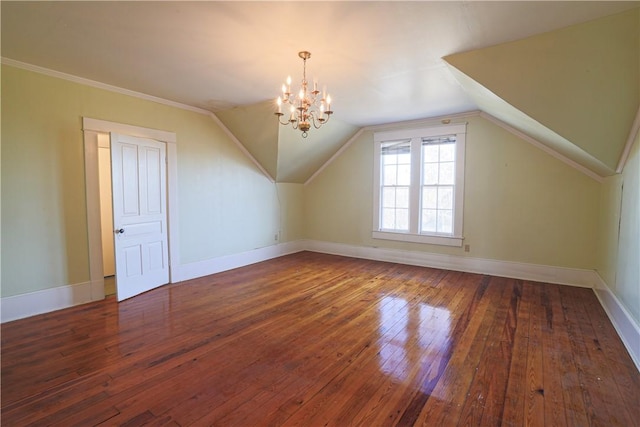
[372,231,463,247]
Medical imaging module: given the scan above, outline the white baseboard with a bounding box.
[3,239,637,372]
[0,242,305,323]
[1,280,101,323]
[0,239,608,326]
[4,240,637,373]
[593,275,640,371]
[171,240,306,283]
[305,240,639,371]
[303,240,599,288]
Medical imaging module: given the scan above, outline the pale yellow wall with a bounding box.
[0,61,630,309]
[445,8,639,172]
[597,174,623,287]
[599,132,640,324]
[1,64,293,297]
[616,133,640,323]
[276,183,304,242]
[216,101,360,184]
[305,115,601,269]
[215,101,279,180]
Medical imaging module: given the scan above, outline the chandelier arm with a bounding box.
[275,113,286,126]
[310,112,322,130]
[275,113,295,126]
[275,51,332,137]
[309,110,333,129]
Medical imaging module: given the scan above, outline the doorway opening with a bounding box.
[83,117,179,303]
[97,134,116,296]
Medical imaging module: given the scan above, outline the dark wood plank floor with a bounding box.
[2,252,638,426]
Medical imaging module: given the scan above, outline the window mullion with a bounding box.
[373,124,465,247]
[409,137,421,234]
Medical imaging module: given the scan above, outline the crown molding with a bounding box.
[1,57,211,115]
[363,110,481,132]
[2,57,275,183]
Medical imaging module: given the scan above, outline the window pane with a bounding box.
[422,187,437,209]
[423,163,438,185]
[421,209,437,233]
[383,153,398,165]
[423,145,439,163]
[439,144,455,162]
[396,208,409,231]
[439,162,455,185]
[397,153,411,165]
[396,187,409,209]
[437,210,453,233]
[383,165,397,186]
[382,187,396,208]
[437,187,453,210]
[382,208,395,229]
[397,164,411,186]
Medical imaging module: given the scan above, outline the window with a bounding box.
[373,124,466,246]
[380,140,411,231]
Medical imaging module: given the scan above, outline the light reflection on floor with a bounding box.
[377,295,451,398]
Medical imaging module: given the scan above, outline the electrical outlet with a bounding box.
[464,244,470,252]
[274,234,279,241]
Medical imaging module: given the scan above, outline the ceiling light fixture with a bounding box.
[275,51,333,138]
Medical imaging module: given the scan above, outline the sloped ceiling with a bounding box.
[2,2,639,181]
[444,8,639,176]
[216,102,359,183]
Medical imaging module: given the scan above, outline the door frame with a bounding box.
[83,117,180,300]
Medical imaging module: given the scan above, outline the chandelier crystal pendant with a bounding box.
[275,51,333,138]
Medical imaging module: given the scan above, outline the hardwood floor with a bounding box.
[2,252,638,426]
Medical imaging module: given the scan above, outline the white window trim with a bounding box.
[373,124,466,247]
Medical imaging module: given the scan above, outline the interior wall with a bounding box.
[597,176,623,290]
[304,114,601,270]
[615,133,640,323]
[598,132,640,325]
[276,183,304,243]
[1,60,632,319]
[1,64,288,298]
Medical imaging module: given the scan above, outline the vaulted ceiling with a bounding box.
[2,1,638,182]
[445,9,639,176]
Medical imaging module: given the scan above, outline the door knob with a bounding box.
[115,228,125,234]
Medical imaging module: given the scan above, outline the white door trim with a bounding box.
[83,118,180,298]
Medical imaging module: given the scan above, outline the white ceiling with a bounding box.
[2,1,637,127]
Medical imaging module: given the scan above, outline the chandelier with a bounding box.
[275,51,333,138]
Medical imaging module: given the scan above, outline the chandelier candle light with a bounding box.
[275,51,333,138]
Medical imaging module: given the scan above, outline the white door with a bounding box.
[111,133,169,301]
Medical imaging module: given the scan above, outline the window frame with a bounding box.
[372,124,466,247]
